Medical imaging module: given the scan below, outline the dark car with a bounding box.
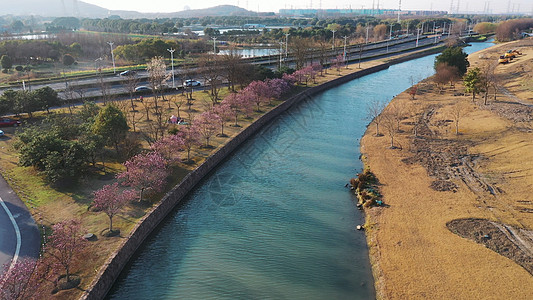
[0,118,21,127]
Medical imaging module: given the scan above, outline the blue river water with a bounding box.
[107,41,493,299]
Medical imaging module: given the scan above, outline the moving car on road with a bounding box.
[135,86,152,92]
[184,79,201,87]
[0,129,4,137]
[120,70,136,76]
[0,118,21,127]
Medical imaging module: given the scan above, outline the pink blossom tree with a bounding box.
[213,103,232,137]
[117,151,168,202]
[177,125,201,162]
[194,111,221,148]
[0,258,48,300]
[92,183,136,233]
[244,80,271,112]
[151,134,185,165]
[267,78,291,101]
[282,73,298,86]
[221,92,252,127]
[47,219,86,284]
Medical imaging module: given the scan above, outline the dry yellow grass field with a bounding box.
[362,38,533,299]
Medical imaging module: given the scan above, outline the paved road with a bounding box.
[0,174,40,273]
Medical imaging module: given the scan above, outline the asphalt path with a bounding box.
[0,174,40,273]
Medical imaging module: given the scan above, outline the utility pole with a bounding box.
[343,36,348,66]
[358,43,363,69]
[167,48,175,88]
[285,33,290,59]
[107,41,115,74]
[416,28,420,47]
[212,37,217,54]
[433,22,437,44]
[389,24,393,39]
[397,0,401,23]
[332,30,336,50]
[365,25,369,44]
[279,41,283,69]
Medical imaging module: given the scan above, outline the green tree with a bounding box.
[33,86,61,113]
[92,104,129,154]
[434,46,470,76]
[62,54,75,66]
[1,55,13,72]
[463,67,485,102]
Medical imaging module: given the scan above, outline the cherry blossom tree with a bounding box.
[267,78,291,101]
[177,125,201,162]
[47,219,86,284]
[0,258,48,300]
[151,134,185,164]
[194,111,221,147]
[117,152,168,202]
[92,183,136,233]
[244,80,271,111]
[282,73,298,86]
[213,103,232,137]
[222,92,245,127]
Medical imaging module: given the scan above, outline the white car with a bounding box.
[0,129,4,137]
[184,80,201,87]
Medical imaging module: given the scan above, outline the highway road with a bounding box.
[0,174,40,274]
[0,34,445,100]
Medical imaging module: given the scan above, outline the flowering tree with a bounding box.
[194,111,221,147]
[0,258,48,300]
[213,103,232,137]
[47,219,86,284]
[244,80,271,112]
[151,134,185,164]
[177,125,201,162]
[282,73,298,86]
[117,152,168,202]
[92,183,136,232]
[267,78,291,102]
[222,92,245,127]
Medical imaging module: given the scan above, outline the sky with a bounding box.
[81,0,533,15]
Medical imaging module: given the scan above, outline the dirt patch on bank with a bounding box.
[447,218,533,275]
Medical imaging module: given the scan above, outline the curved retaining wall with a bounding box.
[81,50,439,299]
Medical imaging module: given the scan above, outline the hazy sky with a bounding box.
[81,0,533,15]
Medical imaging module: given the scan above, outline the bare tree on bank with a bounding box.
[367,99,385,136]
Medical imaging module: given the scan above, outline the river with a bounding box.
[107,41,494,299]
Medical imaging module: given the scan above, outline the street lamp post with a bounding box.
[278,41,283,69]
[285,33,290,59]
[342,36,348,65]
[365,26,369,44]
[433,22,437,44]
[331,30,336,50]
[94,57,103,74]
[167,48,175,88]
[212,37,217,54]
[416,28,420,47]
[389,24,393,39]
[107,41,116,74]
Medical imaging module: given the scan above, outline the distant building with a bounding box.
[278,8,447,18]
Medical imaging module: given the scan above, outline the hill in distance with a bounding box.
[1,1,258,18]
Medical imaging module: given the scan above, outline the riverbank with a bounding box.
[361,38,533,299]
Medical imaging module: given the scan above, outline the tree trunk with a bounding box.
[375,123,379,136]
[109,215,113,232]
[455,121,459,135]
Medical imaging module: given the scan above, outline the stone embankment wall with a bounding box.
[82,50,439,299]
